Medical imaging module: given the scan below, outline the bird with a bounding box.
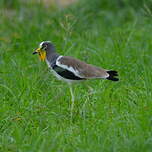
[33,41,119,115]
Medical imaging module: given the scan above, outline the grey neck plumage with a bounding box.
[46,51,59,64]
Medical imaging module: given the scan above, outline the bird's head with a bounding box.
[33,41,55,61]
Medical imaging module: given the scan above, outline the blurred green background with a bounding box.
[0,0,152,152]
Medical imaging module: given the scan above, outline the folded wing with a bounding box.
[56,56,110,79]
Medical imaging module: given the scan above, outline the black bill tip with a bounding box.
[32,51,37,55]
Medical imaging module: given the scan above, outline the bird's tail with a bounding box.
[106,70,119,81]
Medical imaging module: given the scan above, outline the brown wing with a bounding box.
[57,56,109,79]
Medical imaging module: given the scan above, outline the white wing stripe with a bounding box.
[56,56,83,78]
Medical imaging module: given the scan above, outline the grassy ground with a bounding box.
[0,0,152,151]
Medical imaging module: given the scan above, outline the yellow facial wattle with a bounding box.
[35,48,46,61]
[39,50,46,61]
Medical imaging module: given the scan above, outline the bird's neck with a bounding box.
[46,52,59,63]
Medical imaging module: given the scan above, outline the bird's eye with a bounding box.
[42,45,47,50]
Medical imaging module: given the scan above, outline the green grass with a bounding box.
[0,0,152,151]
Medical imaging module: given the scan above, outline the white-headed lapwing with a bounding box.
[33,41,119,113]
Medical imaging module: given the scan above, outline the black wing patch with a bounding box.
[51,63,85,80]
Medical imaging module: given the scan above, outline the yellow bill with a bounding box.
[33,48,46,61]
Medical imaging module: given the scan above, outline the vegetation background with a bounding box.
[0,0,152,151]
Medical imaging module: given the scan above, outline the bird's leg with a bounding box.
[69,85,75,118]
